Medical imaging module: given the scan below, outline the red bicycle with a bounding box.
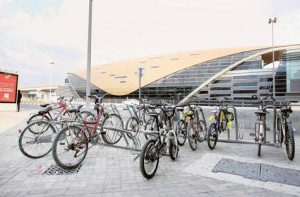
[51,94,124,169]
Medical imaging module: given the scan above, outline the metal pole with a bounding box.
[139,68,142,99]
[49,62,54,102]
[86,0,93,109]
[269,17,277,98]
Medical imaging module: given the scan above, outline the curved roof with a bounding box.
[73,45,298,96]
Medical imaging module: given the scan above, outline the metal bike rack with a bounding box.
[197,106,208,132]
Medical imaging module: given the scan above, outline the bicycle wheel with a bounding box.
[52,125,88,169]
[101,114,123,144]
[80,111,95,121]
[27,114,50,124]
[187,122,197,151]
[276,116,283,143]
[285,123,295,161]
[176,120,187,146]
[125,117,139,139]
[258,143,261,157]
[207,123,218,150]
[140,139,159,179]
[196,120,207,142]
[19,120,56,159]
[169,139,178,160]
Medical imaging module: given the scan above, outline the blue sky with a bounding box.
[1,0,300,88]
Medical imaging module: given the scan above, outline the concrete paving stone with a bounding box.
[121,183,139,192]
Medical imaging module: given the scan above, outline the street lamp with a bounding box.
[269,17,277,98]
[86,0,93,110]
[137,66,144,100]
[49,62,55,102]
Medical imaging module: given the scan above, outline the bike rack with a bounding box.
[110,104,121,117]
[197,106,208,132]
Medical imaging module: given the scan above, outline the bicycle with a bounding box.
[125,99,153,139]
[207,98,234,150]
[51,94,123,169]
[26,96,94,124]
[175,104,207,150]
[139,103,179,179]
[250,94,275,157]
[18,104,85,159]
[276,101,296,161]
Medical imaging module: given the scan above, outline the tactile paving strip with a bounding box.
[43,164,82,175]
[213,158,300,187]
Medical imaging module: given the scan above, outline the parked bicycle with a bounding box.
[51,94,123,169]
[175,104,207,151]
[26,96,94,124]
[207,98,234,150]
[276,101,296,160]
[250,94,276,157]
[18,104,85,159]
[139,103,179,179]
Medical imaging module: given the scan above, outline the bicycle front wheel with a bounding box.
[285,123,295,161]
[196,120,207,142]
[140,139,159,179]
[207,123,218,150]
[176,120,187,146]
[19,120,56,159]
[52,126,88,169]
[101,114,123,144]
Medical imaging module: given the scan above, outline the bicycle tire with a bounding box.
[19,120,56,159]
[207,123,218,150]
[176,120,187,146]
[140,139,159,179]
[187,122,197,151]
[27,114,50,124]
[285,123,295,161]
[258,143,261,157]
[101,114,123,144]
[52,125,88,169]
[276,116,283,144]
[80,111,95,121]
[169,139,178,160]
[196,120,207,142]
[125,117,139,139]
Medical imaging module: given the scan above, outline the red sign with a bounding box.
[0,72,18,103]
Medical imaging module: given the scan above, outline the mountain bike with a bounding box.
[139,103,179,179]
[51,94,123,169]
[276,101,296,160]
[207,98,234,150]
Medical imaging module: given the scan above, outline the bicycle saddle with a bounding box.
[40,103,50,107]
[281,108,292,114]
[68,105,83,113]
[148,112,159,117]
[255,111,267,116]
[38,107,52,115]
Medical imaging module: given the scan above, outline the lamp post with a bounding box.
[137,66,144,99]
[86,0,93,110]
[49,62,55,102]
[269,17,277,98]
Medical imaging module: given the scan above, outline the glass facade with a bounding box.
[66,47,300,105]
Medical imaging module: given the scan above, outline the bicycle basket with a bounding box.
[226,112,234,121]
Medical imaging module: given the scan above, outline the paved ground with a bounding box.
[0,107,300,197]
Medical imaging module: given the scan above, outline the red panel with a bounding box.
[0,72,18,103]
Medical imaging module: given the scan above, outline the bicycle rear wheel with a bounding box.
[101,114,123,144]
[140,139,159,179]
[169,139,179,160]
[187,122,197,151]
[285,123,295,161]
[207,123,218,150]
[196,120,207,142]
[52,125,88,169]
[125,117,139,139]
[176,120,186,146]
[19,120,56,159]
[258,143,261,157]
